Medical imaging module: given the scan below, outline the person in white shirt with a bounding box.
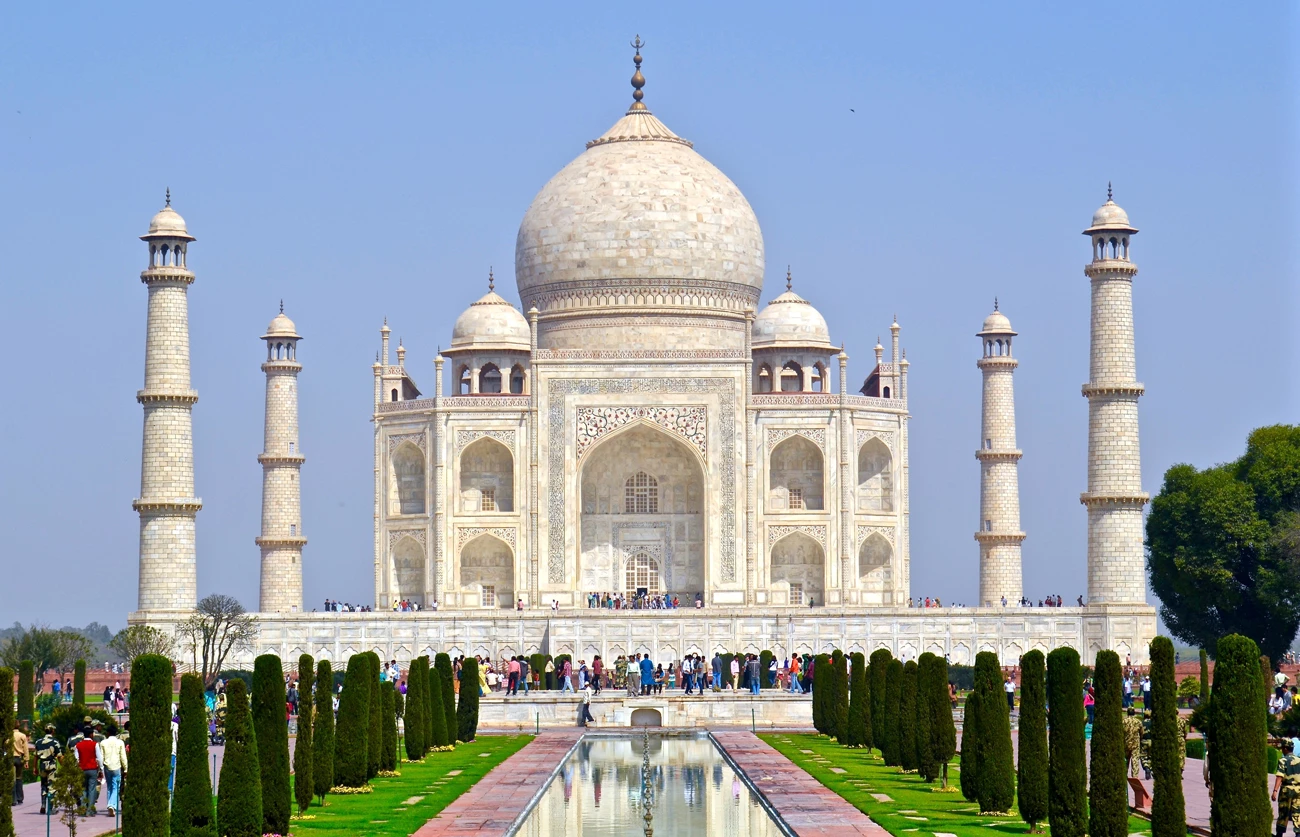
[100,725,128,816]
[1004,677,1016,711]
[578,684,595,727]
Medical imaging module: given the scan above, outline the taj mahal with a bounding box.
[128,44,1157,669]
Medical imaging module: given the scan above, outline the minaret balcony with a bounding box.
[139,267,196,285]
[974,449,1022,463]
[1084,260,1138,277]
[974,531,1026,545]
[1080,382,1145,398]
[137,389,199,405]
[258,453,306,466]
[1079,492,1149,509]
[133,498,203,513]
[255,535,308,547]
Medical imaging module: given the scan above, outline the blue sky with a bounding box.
[1,3,1295,627]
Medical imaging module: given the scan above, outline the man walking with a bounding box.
[788,656,804,693]
[592,656,604,695]
[506,656,520,696]
[627,656,641,697]
[730,655,741,692]
[519,655,531,695]
[640,654,654,697]
[33,723,62,814]
[11,720,30,806]
[74,724,103,815]
[578,683,596,727]
[100,723,127,817]
[711,653,723,693]
[747,655,762,695]
[560,658,574,693]
[1005,676,1016,712]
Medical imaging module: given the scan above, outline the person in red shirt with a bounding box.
[73,725,103,815]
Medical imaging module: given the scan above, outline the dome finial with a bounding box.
[1107,181,1113,202]
[629,35,647,111]
[488,266,494,292]
[279,299,284,314]
[786,266,792,292]
[165,187,171,207]
[994,296,999,312]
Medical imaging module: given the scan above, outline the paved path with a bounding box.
[12,786,118,837]
[412,730,583,836]
[714,731,889,836]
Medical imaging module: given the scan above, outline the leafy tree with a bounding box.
[899,659,919,771]
[0,667,12,837]
[1177,675,1201,706]
[928,654,957,789]
[883,658,903,766]
[171,673,216,837]
[217,678,263,837]
[829,651,849,741]
[435,654,456,743]
[869,649,892,758]
[175,594,259,687]
[1089,651,1127,837]
[1147,638,1185,836]
[1208,634,1272,833]
[334,655,371,787]
[427,656,449,748]
[403,656,425,759]
[366,653,382,779]
[1199,648,1209,704]
[457,657,480,742]
[311,659,335,803]
[252,654,290,835]
[1046,647,1085,836]
[16,661,34,723]
[73,659,85,704]
[1147,426,1300,662]
[0,626,93,687]
[845,651,868,748]
[381,682,397,771]
[51,750,83,837]
[915,654,935,780]
[108,625,176,663]
[293,654,314,814]
[1017,650,1048,831]
[972,651,1014,813]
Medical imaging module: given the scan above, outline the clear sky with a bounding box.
[1,3,1295,628]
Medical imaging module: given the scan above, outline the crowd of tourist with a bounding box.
[583,591,703,609]
[319,598,375,612]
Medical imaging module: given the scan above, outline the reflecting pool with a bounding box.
[512,733,785,836]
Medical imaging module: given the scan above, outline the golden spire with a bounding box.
[630,35,647,111]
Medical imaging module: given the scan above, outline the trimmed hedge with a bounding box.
[1089,650,1127,837]
[172,673,216,837]
[959,660,981,802]
[334,654,371,787]
[915,654,935,781]
[899,659,919,771]
[1198,648,1209,704]
[811,654,829,734]
[1046,646,1085,836]
[403,656,426,759]
[530,653,546,690]
[720,653,735,689]
[1016,650,1047,830]
[457,657,480,742]
[252,654,290,835]
[928,654,957,788]
[367,653,382,779]
[883,658,903,766]
[381,682,397,771]
[869,649,892,759]
[427,656,449,748]
[1149,637,1185,837]
[972,651,1014,814]
[1208,634,1271,834]
[760,650,775,689]
[845,651,868,748]
[294,654,315,814]
[830,651,848,741]
[0,667,13,837]
[435,654,456,742]
[123,654,172,837]
[217,678,263,837]
[73,659,86,705]
[312,659,335,802]
[17,661,34,724]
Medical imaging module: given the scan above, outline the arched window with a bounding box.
[857,438,893,512]
[457,366,471,395]
[391,388,399,402]
[479,363,502,394]
[769,435,824,511]
[780,361,803,392]
[858,533,891,579]
[757,363,773,393]
[390,443,426,515]
[883,386,891,399]
[624,551,661,595]
[459,437,514,512]
[509,364,526,394]
[624,472,659,514]
[812,363,827,392]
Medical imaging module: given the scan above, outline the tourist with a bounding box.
[1141,674,1152,708]
[639,654,654,697]
[682,656,694,695]
[100,722,127,817]
[519,656,531,695]
[626,656,641,697]
[33,723,61,813]
[653,665,665,694]
[768,655,778,687]
[64,677,73,701]
[614,655,627,691]
[804,656,815,694]
[788,656,803,693]
[51,678,61,702]
[747,655,761,695]
[591,656,604,695]
[711,653,723,693]
[729,655,741,691]
[11,721,29,806]
[560,657,573,693]
[1084,684,1096,726]
[507,656,520,696]
[1005,676,1016,712]
[578,683,595,727]
[74,724,103,815]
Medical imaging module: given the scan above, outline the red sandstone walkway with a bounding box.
[714,731,889,836]
[412,730,583,836]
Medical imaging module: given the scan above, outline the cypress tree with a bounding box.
[217,678,263,837]
[172,673,216,837]
[811,654,829,734]
[1089,650,1127,837]
[312,659,335,802]
[1148,638,1186,837]
[0,667,13,837]
[380,682,397,771]
[899,659,919,772]
[17,661,34,724]
[1198,648,1209,705]
[435,654,456,743]
[721,653,735,689]
[73,659,86,705]
[252,654,290,836]
[334,654,371,787]
[916,654,935,780]
[869,649,892,758]
[972,651,1014,813]
[1208,633,1271,834]
[959,667,981,801]
[529,654,546,691]
[293,654,314,815]
[427,656,449,748]
[367,653,382,779]
[845,651,868,748]
[457,657,481,742]
[760,650,775,689]
[403,657,425,759]
[1046,646,1086,836]
[883,658,903,766]
[394,691,404,733]
[1016,650,1048,831]
[929,654,957,789]
[122,654,172,837]
[830,651,849,741]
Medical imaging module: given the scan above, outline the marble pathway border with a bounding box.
[713,731,890,836]
[412,730,583,836]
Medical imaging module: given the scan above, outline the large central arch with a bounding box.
[578,422,706,598]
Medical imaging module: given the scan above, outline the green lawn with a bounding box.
[760,733,1152,837]
[289,735,533,836]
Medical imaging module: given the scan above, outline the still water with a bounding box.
[512,733,785,836]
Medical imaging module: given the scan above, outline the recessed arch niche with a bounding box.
[770,531,825,606]
[460,533,514,609]
[769,435,824,511]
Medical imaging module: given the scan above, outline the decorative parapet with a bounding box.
[752,393,903,411]
[534,348,747,361]
[376,395,532,414]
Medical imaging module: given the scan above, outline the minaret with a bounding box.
[975,301,1025,607]
[256,304,306,613]
[1081,187,1147,605]
[134,192,201,613]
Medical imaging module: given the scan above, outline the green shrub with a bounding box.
[869,649,892,758]
[928,654,957,788]
[1046,646,1085,836]
[1199,648,1209,704]
[845,652,868,748]
[457,657,480,742]
[403,657,425,759]
[217,678,263,837]
[1208,634,1271,834]
[367,653,382,779]
[899,659,919,772]
[217,669,255,692]
[811,654,829,734]
[543,654,556,690]
[38,703,113,745]
[1016,650,1047,830]
[883,658,903,766]
[830,651,849,741]
[171,673,216,837]
[1089,650,1127,837]
[972,651,1014,814]
[720,653,735,689]
[554,653,572,691]
[121,654,172,837]
[380,682,397,771]
[1186,739,1205,760]
[293,654,314,814]
[915,654,935,780]
[333,654,371,788]
[427,656,449,748]
[1149,638,1186,836]
[72,659,85,705]
[947,664,975,691]
[529,653,546,690]
[17,661,34,724]
[435,654,456,742]
[35,693,61,720]
[311,659,335,802]
[252,654,290,835]
[0,667,13,837]
[760,650,775,689]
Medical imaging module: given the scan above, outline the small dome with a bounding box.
[450,290,531,351]
[263,310,299,339]
[978,306,1016,337]
[1084,195,1137,235]
[752,288,833,349]
[142,204,195,241]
